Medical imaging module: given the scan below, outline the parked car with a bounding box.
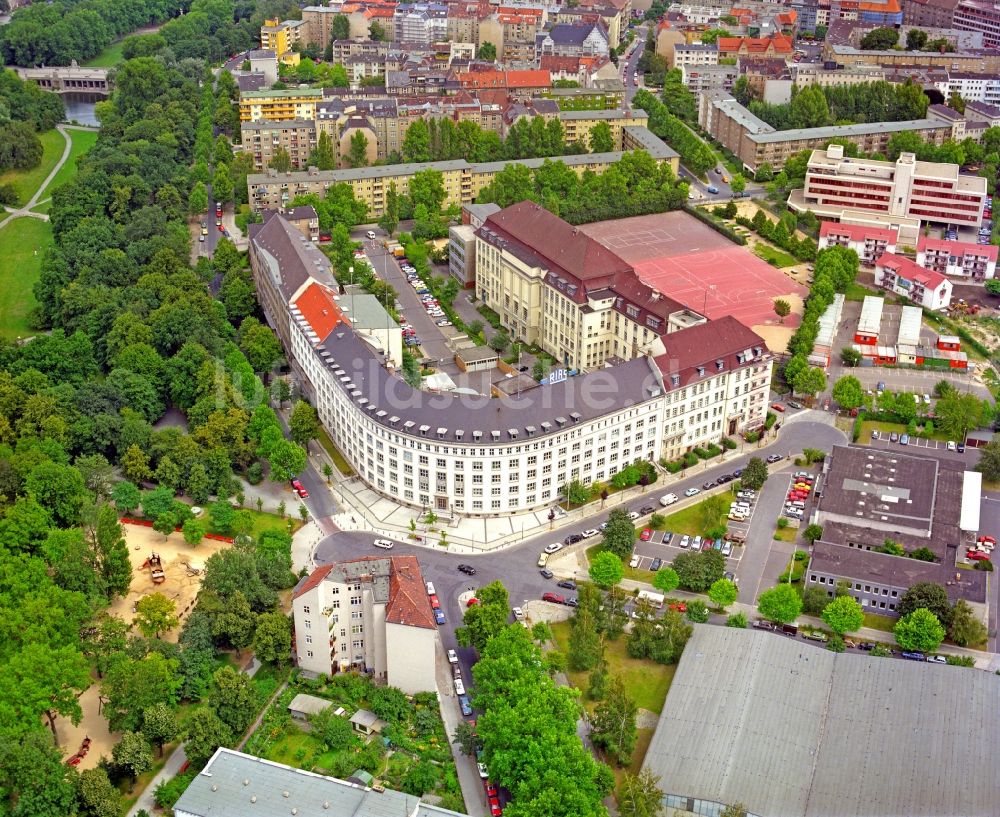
[660,493,678,506]
[512,606,525,621]
[537,552,549,567]
[564,597,579,608]
[540,568,554,579]
[639,505,655,515]
[668,602,686,612]
[459,694,473,716]
[564,533,583,545]
[900,651,925,661]
[650,557,663,571]
[771,403,786,412]
[640,528,653,541]
[679,534,690,548]
[766,454,783,463]
[544,542,563,554]
[889,432,899,442]
[684,487,700,497]
[557,580,577,590]
[478,762,489,779]
[628,511,640,521]
[434,608,446,625]
[291,478,309,498]
[702,481,715,490]
[373,539,394,549]
[629,553,641,568]
[957,443,966,453]
[900,434,909,445]
[581,528,599,538]
[542,592,565,604]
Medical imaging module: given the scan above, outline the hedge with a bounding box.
[684,204,747,245]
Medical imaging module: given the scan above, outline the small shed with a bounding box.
[350,709,388,735]
[287,693,333,720]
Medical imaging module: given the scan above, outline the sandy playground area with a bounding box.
[54,522,233,769]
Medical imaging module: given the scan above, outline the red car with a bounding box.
[215,208,222,217]
[489,797,503,816]
[640,528,652,541]
[542,592,565,604]
[668,602,687,612]
[771,403,786,412]
[291,479,309,498]
[429,594,441,609]
[978,535,996,545]
[485,783,498,798]
[967,550,990,561]
[466,597,479,607]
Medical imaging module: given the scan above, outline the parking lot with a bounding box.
[867,430,977,465]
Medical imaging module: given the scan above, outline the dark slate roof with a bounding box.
[251,212,335,300]
[543,23,605,46]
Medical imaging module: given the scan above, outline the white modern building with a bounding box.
[292,556,438,693]
[875,252,954,310]
[251,208,773,518]
[818,221,898,266]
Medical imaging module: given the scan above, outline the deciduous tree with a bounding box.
[252,611,291,665]
[820,595,863,634]
[832,375,863,409]
[135,592,179,639]
[618,768,664,817]
[112,731,153,790]
[898,582,952,628]
[652,566,680,594]
[590,675,637,766]
[589,550,623,588]
[183,707,233,769]
[894,607,945,653]
[757,583,802,624]
[208,666,255,737]
[709,578,738,609]
[601,508,636,559]
[740,456,769,490]
[947,599,987,647]
[141,702,178,757]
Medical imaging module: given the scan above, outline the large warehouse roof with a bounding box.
[644,627,1000,817]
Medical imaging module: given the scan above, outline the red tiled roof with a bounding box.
[859,0,899,11]
[878,252,948,289]
[540,54,581,72]
[654,316,768,388]
[292,281,348,339]
[483,201,632,283]
[820,221,898,244]
[718,33,793,54]
[385,555,435,630]
[459,69,551,89]
[918,235,998,262]
[293,564,333,600]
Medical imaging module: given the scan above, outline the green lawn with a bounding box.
[550,620,676,715]
[242,507,305,539]
[773,525,797,542]
[0,129,66,206]
[753,243,798,268]
[651,493,735,537]
[0,217,52,338]
[83,39,125,67]
[863,612,896,632]
[35,129,99,201]
[30,200,51,215]
[858,419,952,443]
[845,281,881,302]
[317,428,356,476]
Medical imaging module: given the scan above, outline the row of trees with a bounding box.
[746,80,929,130]
[477,148,688,224]
[0,70,66,185]
[634,88,717,176]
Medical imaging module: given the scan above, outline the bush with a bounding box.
[246,461,264,485]
[683,452,699,468]
[721,437,737,450]
[663,459,683,474]
[685,600,709,622]
[154,770,197,809]
[692,447,709,460]
[744,430,760,443]
[726,612,747,628]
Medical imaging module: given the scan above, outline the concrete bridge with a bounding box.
[11,61,111,96]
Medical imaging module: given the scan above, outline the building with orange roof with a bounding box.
[458,68,551,99]
[717,32,794,57]
[858,0,903,23]
[292,556,438,692]
[292,280,348,341]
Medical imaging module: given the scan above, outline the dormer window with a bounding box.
[697,366,705,377]
[716,359,724,370]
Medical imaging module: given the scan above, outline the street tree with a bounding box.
[183,517,206,547]
[740,457,769,490]
[141,702,178,757]
[894,607,945,653]
[794,366,827,397]
[671,549,725,592]
[112,731,153,791]
[590,675,637,766]
[652,566,680,594]
[773,298,790,323]
[456,580,509,651]
[840,347,862,367]
[601,508,636,560]
[589,550,624,588]
[289,400,320,448]
[252,611,292,665]
[757,583,802,624]
[134,592,180,639]
[947,599,987,647]
[708,578,738,609]
[898,582,952,628]
[820,595,864,634]
[832,375,864,410]
[617,769,664,817]
[975,439,1000,482]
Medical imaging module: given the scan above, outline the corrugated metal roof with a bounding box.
[896,305,923,348]
[961,470,982,531]
[645,626,1000,817]
[858,295,884,336]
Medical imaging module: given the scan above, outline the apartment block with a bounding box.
[239,88,324,123]
[875,252,954,309]
[292,556,437,693]
[789,62,886,88]
[242,119,317,170]
[791,144,987,230]
[682,64,738,94]
[823,43,1000,74]
[942,74,1000,105]
[953,0,1000,47]
[917,236,998,280]
[247,125,679,216]
[818,222,898,265]
[394,3,449,44]
[672,43,720,69]
[260,17,305,58]
[903,0,960,28]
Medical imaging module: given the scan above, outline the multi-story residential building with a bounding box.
[698,95,954,174]
[965,99,1000,125]
[260,17,305,60]
[475,201,707,369]
[279,205,320,241]
[953,0,1000,47]
[793,145,987,229]
[457,68,552,99]
[241,119,317,170]
[682,64,738,94]
[394,2,449,44]
[917,236,998,280]
[789,61,885,88]
[239,88,323,124]
[818,222,898,265]
[903,0,960,28]
[875,252,954,308]
[246,49,279,85]
[716,33,794,58]
[823,42,1000,74]
[449,202,502,287]
[807,445,987,617]
[656,19,688,65]
[292,556,437,691]
[176,750,468,817]
[555,6,626,45]
[247,125,679,215]
[555,108,648,150]
[672,43,720,70]
[935,71,1000,105]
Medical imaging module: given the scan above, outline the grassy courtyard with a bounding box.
[0,217,52,339]
[0,129,65,206]
[242,673,463,812]
[753,243,798,268]
[36,129,99,201]
[83,40,126,67]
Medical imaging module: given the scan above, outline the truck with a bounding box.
[660,492,678,507]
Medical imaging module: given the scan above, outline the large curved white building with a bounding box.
[250,207,772,518]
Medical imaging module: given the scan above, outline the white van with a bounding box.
[660,493,678,507]
[366,230,376,239]
[426,581,436,596]
[637,590,665,608]
[454,678,465,696]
